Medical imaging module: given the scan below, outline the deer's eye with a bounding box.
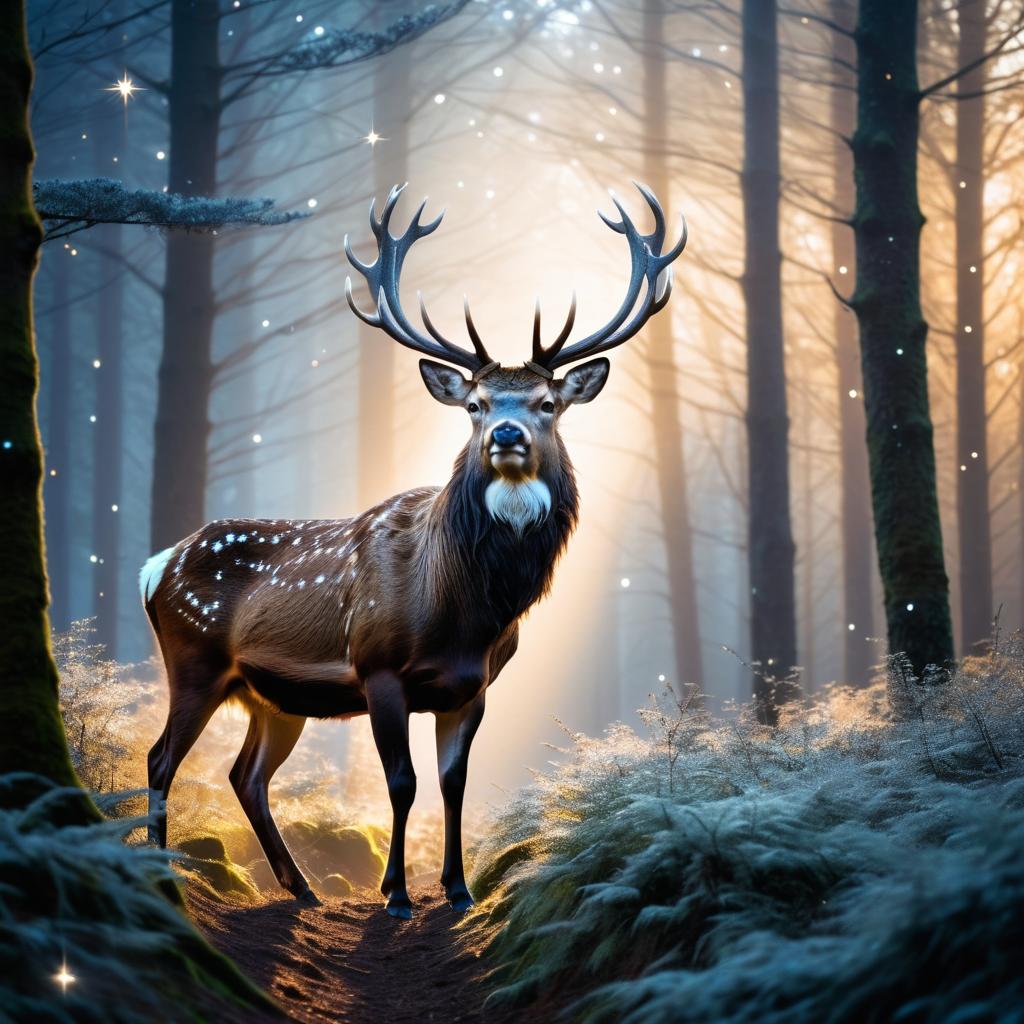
[467,402,480,414]
[541,400,556,414]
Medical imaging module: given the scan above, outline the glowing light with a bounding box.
[434,93,446,104]
[156,150,166,160]
[906,603,915,612]
[311,358,320,368]
[848,623,856,631]
[658,673,666,682]
[848,389,858,398]
[958,180,966,189]
[363,127,384,147]
[971,451,978,459]
[485,189,495,199]
[89,415,97,423]
[964,325,973,333]
[106,72,143,106]
[896,347,904,355]
[969,265,977,273]
[595,131,605,142]
[252,433,262,444]
[492,66,504,77]
[2,441,11,450]
[307,198,317,208]
[838,265,848,274]
[50,468,57,476]
[92,359,101,368]
[295,14,303,22]
[261,319,270,328]
[620,577,631,588]
[90,554,98,563]
[593,62,604,72]
[503,9,514,19]
[111,504,119,511]
[54,963,76,990]
[314,25,324,36]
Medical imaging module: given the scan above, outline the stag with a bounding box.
[140,183,686,917]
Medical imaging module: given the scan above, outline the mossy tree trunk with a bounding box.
[831,0,875,686]
[742,0,799,722]
[0,2,79,787]
[954,0,991,655]
[642,0,703,692]
[150,0,222,551]
[850,0,954,675]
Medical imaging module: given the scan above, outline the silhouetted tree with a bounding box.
[850,0,954,675]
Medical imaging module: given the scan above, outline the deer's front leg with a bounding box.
[435,693,485,913]
[366,671,416,919]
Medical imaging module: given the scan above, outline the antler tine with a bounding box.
[532,184,687,372]
[463,297,493,365]
[344,185,495,375]
[532,292,577,365]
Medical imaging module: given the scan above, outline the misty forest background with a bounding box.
[28,0,1024,798]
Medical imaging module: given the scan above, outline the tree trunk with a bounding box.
[356,41,410,510]
[0,1,78,786]
[92,117,124,657]
[150,0,222,550]
[741,0,798,722]
[831,0,875,685]
[42,250,71,631]
[850,0,954,675]
[641,0,703,691]
[954,0,991,655]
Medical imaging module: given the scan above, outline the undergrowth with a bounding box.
[467,640,1024,1023]
[0,776,276,1023]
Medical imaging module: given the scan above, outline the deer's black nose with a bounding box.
[492,422,526,448]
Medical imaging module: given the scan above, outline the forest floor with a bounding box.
[187,883,522,1024]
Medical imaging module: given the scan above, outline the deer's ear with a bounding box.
[556,358,610,405]
[419,359,473,406]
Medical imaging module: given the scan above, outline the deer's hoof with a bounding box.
[446,888,475,914]
[385,895,413,920]
[295,887,322,906]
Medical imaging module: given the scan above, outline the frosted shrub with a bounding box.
[468,645,1024,1022]
[0,777,272,1023]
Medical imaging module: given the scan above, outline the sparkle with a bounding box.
[106,72,144,106]
[54,962,76,991]
[620,577,631,589]
[363,126,385,147]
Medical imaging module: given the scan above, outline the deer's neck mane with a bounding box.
[421,441,579,632]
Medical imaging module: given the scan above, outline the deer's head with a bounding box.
[345,184,686,531]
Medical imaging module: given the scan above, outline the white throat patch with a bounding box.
[484,478,552,534]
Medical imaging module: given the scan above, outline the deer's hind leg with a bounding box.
[229,707,314,903]
[147,650,227,847]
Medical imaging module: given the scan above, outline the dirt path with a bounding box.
[188,885,520,1023]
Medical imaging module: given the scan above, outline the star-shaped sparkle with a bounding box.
[106,72,144,106]
[363,126,386,147]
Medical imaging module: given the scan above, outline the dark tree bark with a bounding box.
[850,0,954,675]
[741,0,798,722]
[0,1,78,786]
[641,0,703,691]
[831,0,875,685]
[954,0,992,654]
[91,116,124,657]
[356,38,410,510]
[42,250,71,631]
[150,0,222,551]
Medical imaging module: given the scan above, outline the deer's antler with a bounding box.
[529,182,687,375]
[344,183,498,378]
